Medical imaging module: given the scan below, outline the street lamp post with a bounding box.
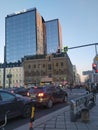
[7,72,12,88]
[3,46,6,89]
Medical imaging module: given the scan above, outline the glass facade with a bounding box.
[6,9,36,63]
[46,19,62,54]
[5,8,62,63]
[36,11,46,55]
[5,8,45,63]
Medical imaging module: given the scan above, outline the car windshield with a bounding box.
[28,86,51,93]
[29,87,42,93]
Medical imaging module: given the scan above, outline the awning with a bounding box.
[41,76,52,82]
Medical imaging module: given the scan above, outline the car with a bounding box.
[0,89,33,122]
[5,87,30,97]
[28,85,68,108]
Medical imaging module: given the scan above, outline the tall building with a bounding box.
[5,8,46,63]
[4,7,64,88]
[46,19,62,54]
[5,8,63,63]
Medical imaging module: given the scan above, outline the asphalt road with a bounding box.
[5,88,87,130]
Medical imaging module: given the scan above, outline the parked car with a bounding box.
[28,85,68,108]
[0,89,32,122]
[5,87,30,97]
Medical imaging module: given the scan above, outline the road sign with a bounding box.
[82,71,93,75]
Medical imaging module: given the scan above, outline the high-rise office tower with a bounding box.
[5,8,46,63]
[46,19,62,54]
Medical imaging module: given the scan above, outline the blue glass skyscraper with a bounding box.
[5,8,62,63]
[5,8,46,63]
[46,19,62,54]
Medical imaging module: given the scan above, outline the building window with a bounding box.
[61,62,63,66]
[49,56,51,61]
[43,64,45,68]
[48,64,51,70]
[34,65,36,68]
[16,80,18,83]
[38,64,41,68]
[28,64,31,69]
[42,71,46,76]
[56,63,58,67]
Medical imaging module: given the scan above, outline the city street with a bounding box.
[0,1,98,130]
[5,88,87,130]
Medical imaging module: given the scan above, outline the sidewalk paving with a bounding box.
[15,94,98,130]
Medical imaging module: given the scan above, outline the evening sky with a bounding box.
[0,0,98,81]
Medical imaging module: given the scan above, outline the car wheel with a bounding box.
[22,105,31,118]
[47,99,53,108]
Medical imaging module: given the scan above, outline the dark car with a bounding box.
[28,85,68,108]
[5,87,30,97]
[0,89,32,122]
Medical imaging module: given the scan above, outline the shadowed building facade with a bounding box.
[22,53,74,85]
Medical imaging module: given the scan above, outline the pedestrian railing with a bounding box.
[70,92,96,122]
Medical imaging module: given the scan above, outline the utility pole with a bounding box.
[95,44,98,55]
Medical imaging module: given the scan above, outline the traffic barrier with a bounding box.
[29,106,35,130]
[70,93,96,122]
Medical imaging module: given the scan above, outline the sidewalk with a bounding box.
[15,94,98,130]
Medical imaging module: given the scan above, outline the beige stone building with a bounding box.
[0,68,3,87]
[22,53,74,85]
[5,66,24,87]
[0,63,24,88]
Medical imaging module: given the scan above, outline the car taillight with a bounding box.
[37,92,44,97]
[27,92,30,96]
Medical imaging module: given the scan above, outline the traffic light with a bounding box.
[92,63,98,73]
[95,69,98,73]
[64,46,68,52]
[92,63,97,70]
